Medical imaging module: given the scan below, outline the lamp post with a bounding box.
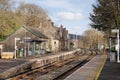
[24,29,27,57]
[14,38,20,59]
[109,38,112,54]
[112,29,120,63]
[24,23,27,57]
[117,30,120,63]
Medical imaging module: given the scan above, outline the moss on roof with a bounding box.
[23,26,48,39]
[0,26,48,42]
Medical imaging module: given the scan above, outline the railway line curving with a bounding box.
[6,49,97,80]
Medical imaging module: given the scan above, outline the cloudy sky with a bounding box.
[14,0,96,35]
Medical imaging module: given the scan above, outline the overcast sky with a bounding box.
[13,0,96,35]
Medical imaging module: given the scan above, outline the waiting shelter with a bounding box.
[0,26,48,59]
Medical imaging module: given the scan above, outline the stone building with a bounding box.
[38,19,70,52]
[0,18,70,58]
[38,19,59,52]
[0,26,48,57]
[55,25,70,51]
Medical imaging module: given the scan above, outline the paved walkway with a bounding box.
[98,58,120,80]
[64,55,107,80]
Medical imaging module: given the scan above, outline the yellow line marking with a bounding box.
[85,55,107,80]
[94,55,107,80]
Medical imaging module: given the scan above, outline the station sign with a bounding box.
[15,38,20,40]
[111,29,119,33]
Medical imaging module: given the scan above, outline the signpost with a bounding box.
[111,29,120,63]
[14,38,20,59]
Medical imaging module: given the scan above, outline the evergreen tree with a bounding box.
[90,0,120,35]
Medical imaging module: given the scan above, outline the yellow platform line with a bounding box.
[85,55,107,80]
[94,55,107,80]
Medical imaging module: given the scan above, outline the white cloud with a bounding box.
[12,0,30,3]
[12,0,81,12]
[38,0,81,12]
[74,26,81,30]
[69,24,90,35]
[57,12,84,20]
[40,0,71,8]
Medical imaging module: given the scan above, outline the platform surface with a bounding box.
[98,59,120,80]
[64,55,107,80]
[0,50,78,74]
[0,59,27,73]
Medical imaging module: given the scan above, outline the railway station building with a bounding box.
[0,26,49,58]
[0,20,70,59]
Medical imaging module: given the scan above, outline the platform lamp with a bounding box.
[111,29,120,63]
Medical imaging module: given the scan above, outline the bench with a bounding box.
[1,52,14,59]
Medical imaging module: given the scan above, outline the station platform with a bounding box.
[1,53,119,80]
[0,53,57,79]
[0,52,59,73]
[64,55,107,80]
[0,58,27,73]
[98,58,120,80]
[0,50,80,79]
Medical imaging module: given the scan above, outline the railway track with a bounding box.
[53,51,96,80]
[8,49,96,80]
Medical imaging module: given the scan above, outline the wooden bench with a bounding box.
[1,52,14,59]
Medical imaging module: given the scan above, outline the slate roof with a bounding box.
[23,26,48,39]
[0,26,48,42]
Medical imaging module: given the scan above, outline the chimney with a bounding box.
[51,22,54,27]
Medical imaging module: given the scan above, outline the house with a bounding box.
[38,19,60,52]
[0,18,70,59]
[38,19,70,52]
[0,26,48,58]
[55,25,70,51]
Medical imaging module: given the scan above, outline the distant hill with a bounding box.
[69,34,82,40]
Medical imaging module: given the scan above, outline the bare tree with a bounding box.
[0,1,49,40]
[0,0,12,11]
[82,29,105,49]
[0,0,19,40]
[17,3,48,27]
